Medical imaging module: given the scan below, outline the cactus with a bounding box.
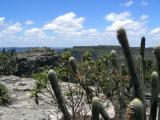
[48,70,72,120]
[69,57,78,75]
[110,50,118,70]
[92,97,109,120]
[126,98,144,120]
[116,28,145,103]
[119,85,125,120]
[140,37,145,79]
[92,97,99,120]
[69,56,93,103]
[149,71,159,120]
[136,55,145,91]
[121,63,128,76]
[154,46,160,120]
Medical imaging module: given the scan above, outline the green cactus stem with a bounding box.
[119,85,126,120]
[136,55,145,90]
[140,37,145,59]
[154,46,160,120]
[126,98,144,120]
[117,28,145,103]
[121,63,128,76]
[92,97,99,120]
[140,37,145,78]
[69,57,78,74]
[110,50,119,70]
[92,97,109,120]
[69,56,93,103]
[48,70,72,120]
[149,71,159,120]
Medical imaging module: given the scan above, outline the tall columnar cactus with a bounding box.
[92,97,109,120]
[92,97,100,120]
[154,46,160,120]
[119,85,125,120]
[116,28,145,104]
[48,70,72,120]
[126,98,144,120]
[136,55,145,90]
[121,63,128,76]
[110,50,119,70]
[149,71,159,120]
[154,46,160,78]
[140,37,145,79]
[140,37,145,59]
[69,57,78,75]
[69,56,93,103]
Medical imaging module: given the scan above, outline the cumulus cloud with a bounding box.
[140,15,149,20]
[43,12,84,33]
[105,11,131,22]
[105,11,147,33]
[105,11,150,46]
[24,28,45,38]
[151,28,160,35]
[25,20,35,25]
[121,0,133,7]
[0,17,5,25]
[0,12,159,47]
[141,0,148,6]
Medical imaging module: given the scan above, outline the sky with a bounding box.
[0,0,160,47]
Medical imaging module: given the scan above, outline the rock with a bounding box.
[0,75,115,120]
[15,48,60,77]
[0,75,54,120]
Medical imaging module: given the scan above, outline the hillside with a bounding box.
[66,45,155,61]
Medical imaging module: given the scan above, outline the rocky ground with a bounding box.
[0,75,54,120]
[0,75,115,120]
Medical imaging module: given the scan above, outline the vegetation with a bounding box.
[31,28,160,120]
[0,49,18,75]
[0,82,10,105]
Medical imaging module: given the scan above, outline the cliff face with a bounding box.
[0,47,62,77]
[15,48,60,77]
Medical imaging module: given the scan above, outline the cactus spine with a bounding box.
[116,28,145,104]
[126,98,144,120]
[92,97,109,120]
[48,70,72,120]
[149,71,159,120]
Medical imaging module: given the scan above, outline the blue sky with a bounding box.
[0,0,160,47]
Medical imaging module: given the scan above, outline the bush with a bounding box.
[0,83,10,105]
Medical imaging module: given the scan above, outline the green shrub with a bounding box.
[0,83,10,105]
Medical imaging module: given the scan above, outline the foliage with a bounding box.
[31,70,48,104]
[0,82,10,105]
[0,49,18,75]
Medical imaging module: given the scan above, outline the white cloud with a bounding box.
[0,17,5,25]
[0,12,159,47]
[121,0,133,7]
[5,23,22,33]
[151,28,160,35]
[25,20,34,25]
[140,15,149,20]
[43,12,84,33]
[105,11,131,22]
[105,11,150,46]
[141,0,148,6]
[24,28,45,38]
